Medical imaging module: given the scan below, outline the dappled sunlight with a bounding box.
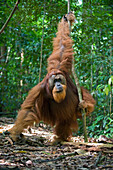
[0,118,113,169]
[0,124,14,133]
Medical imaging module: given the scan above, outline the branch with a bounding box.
[0,0,20,34]
[39,2,45,82]
[67,0,88,142]
[35,151,78,163]
[72,59,88,142]
[68,0,70,13]
[67,0,71,34]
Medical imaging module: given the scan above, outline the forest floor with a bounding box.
[0,117,113,170]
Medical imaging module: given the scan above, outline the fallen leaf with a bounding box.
[26,160,33,166]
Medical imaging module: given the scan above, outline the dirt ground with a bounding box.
[0,117,113,170]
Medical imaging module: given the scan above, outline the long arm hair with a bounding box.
[47,12,75,74]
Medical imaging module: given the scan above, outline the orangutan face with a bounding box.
[48,74,67,103]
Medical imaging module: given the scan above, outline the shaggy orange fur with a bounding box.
[9,12,96,143]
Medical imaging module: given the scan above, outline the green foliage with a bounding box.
[88,114,113,138]
[0,0,112,138]
[104,76,113,95]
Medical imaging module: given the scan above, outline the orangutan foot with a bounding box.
[52,136,71,145]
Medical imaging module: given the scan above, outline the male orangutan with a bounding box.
[9,12,96,143]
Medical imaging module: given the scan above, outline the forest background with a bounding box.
[0,0,113,139]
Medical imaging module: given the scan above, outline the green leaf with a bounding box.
[104,86,109,95]
[108,76,113,85]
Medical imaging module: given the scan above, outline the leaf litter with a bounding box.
[0,117,113,170]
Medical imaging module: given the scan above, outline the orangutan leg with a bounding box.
[53,121,73,144]
[9,109,39,141]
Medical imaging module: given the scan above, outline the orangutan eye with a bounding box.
[54,78,61,84]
